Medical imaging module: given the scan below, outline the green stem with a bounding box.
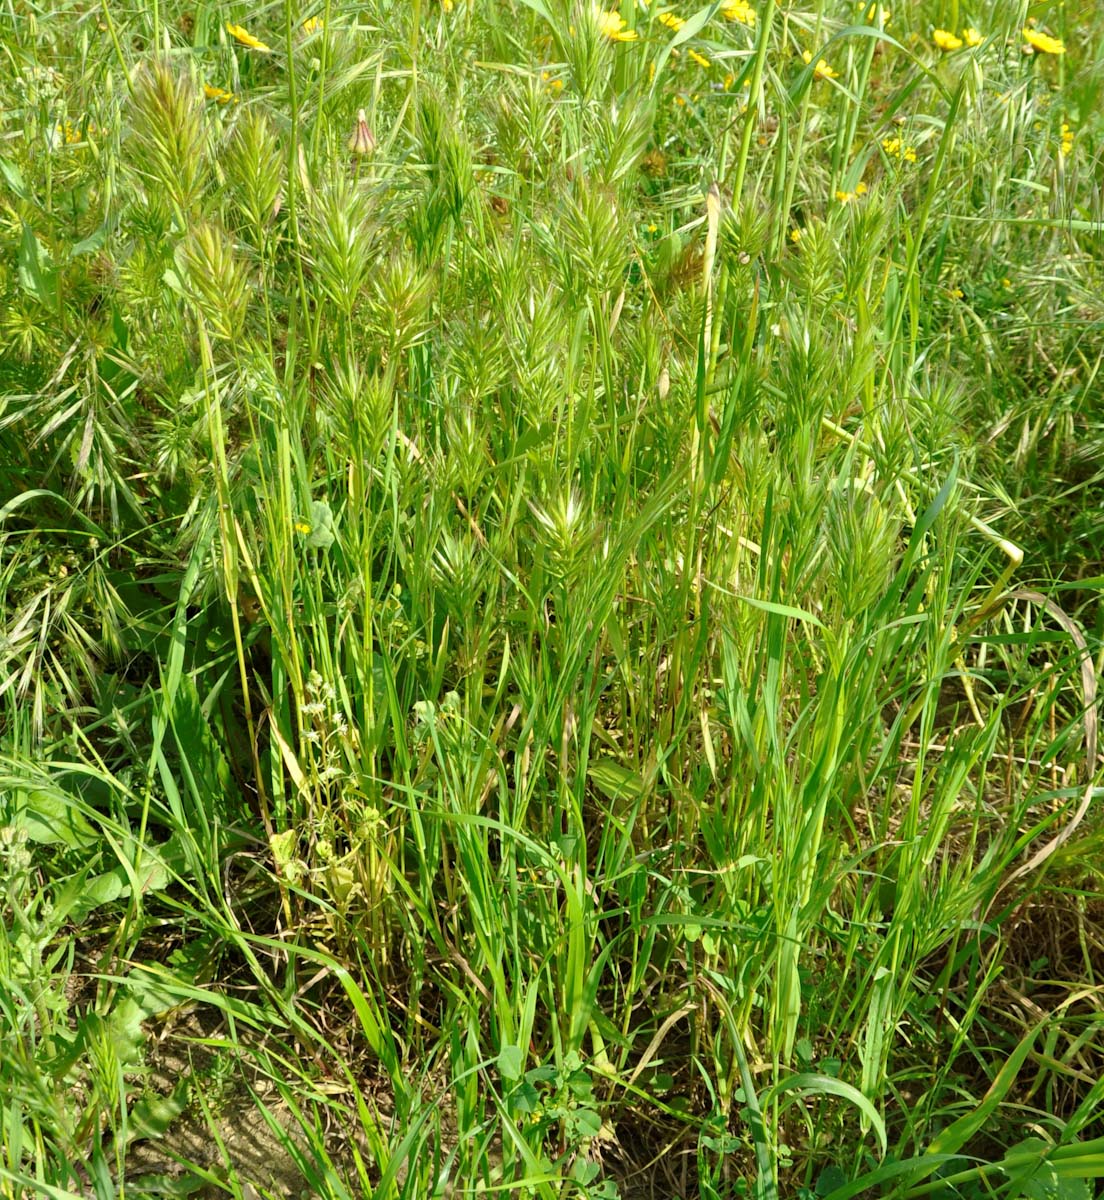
[729,0,777,204]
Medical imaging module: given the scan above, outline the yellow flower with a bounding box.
[657,10,684,30]
[1001,277,1011,288]
[226,22,270,52]
[55,119,84,145]
[881,136,917,162]
[963,27,982,47]
[1060,122,1074,155]
[1023,27,1065,54]
[722,1,755,25]
[790,227,802,243]
[204,83,236,104]
[802,50,838,80]
[688,48,710,68]
[835,181,866,205]
[951,287,963,299]
[442,0,454,9]
[301,16,323,33]
[294,521,312,535]
[932,29,963,51]
[595,7,638,39]
[859,3,890,24]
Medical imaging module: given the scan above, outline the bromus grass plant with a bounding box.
[2,0,1103,1198]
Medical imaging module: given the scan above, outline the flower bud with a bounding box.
[348,109,376,156]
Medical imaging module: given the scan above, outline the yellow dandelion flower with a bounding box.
[1023,27,1065,54]
[226,22,271,52]
[802,50,839,80]
[951,287,963,299]
[835,189,853,203]
[854,181,867,195]
[722,1,755,25]
[932,29,963,51]
[688,48,710,68]
[1001,277,1011,288]
[301,16,323,33]
[963,27,982,47]
[790,227,802,243]
[657,10,684,30]
[294,521,312,535]
[204,83,236,104]
[647,222,658,233]
[442,0,454,10]
[595,7,638,39]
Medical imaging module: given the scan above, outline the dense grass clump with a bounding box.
[1,1,1103,1198]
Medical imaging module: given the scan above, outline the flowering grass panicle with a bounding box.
[174,221,249,339]
[127,62,208,220]
[223,108,284,240]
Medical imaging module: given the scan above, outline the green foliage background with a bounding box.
[1,1,1102,1197]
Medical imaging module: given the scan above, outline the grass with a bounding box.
[1,0,1103,1197]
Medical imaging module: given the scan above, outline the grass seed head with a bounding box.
[127,62,209,221]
